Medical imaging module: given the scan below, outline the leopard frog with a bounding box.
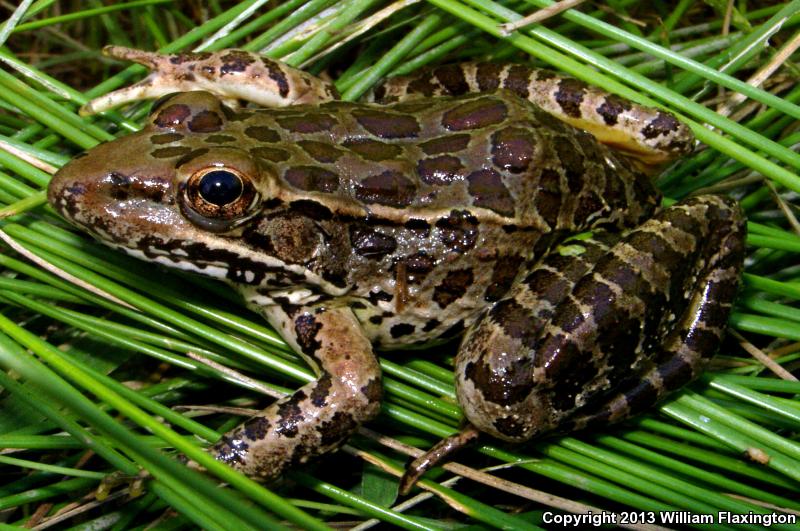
[48,47,745,486]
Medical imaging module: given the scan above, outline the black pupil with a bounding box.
[198,170,243,206]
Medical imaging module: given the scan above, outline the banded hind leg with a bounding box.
[210,305,381,481]
[369,62,694,169]
[458,195,744,442]
[80,46,338,115]
[403,196,744,489]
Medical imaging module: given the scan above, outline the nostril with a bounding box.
[106,172,131,200]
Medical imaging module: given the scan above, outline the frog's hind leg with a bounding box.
[81,46,338,115]
[369,63,694,169]
[565,196,747,431]
[454,195,744,445]
[209,305,381,482]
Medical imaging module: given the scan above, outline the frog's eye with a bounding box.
[198,169,243,206]
[182,166,259,231]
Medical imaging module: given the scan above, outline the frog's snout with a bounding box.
[48,142,175,236]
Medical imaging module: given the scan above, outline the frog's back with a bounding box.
[192,91,658,232]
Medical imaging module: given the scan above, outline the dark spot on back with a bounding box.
[442,97,508,131]
[361,377,382,402]
[243,417,271,440]
[151,133,184,144]
[154,104,191,128]
[367,290,393,305]
[188,110,222,133]
[205,134,237,144]
[417,155,464,185]
[298,140,343,163]
[467,169,514,216]
[354,109,420,139]
[284,166,339,192]
[355,170,417,207]
[492,127,536,173]
[405,218,430,233]
[276,113,338,134]
[419,133,471,155]
[252,146,291,163]
[403,252,434,275]
[175,148,210,167]
[152,146,192,158]
[342,138,402,161]
[245,125,280,142]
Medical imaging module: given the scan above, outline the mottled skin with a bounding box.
[48,47,745,485]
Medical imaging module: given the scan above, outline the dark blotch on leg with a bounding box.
[220,50,256,75]
[262,58,290,97]
[310,373,332,408]
[503,65,531,98]
[318,411,358,448]
[275,398,305,438]
[642,112,681,139]
[390,323,415,338]
[243,416,271,441]
[294,314,322,357]
[555,77,588,118]
[596,94,632,126]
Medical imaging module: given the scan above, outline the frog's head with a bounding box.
[48,92,340,292]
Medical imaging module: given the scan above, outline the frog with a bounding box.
[48,46,746,490]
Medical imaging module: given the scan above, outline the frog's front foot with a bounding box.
[80,46,338,116]
[210,306,381,481]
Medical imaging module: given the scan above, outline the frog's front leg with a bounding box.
[81,46,338,115]
[456,195,745,443]
[210,305,381,481]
